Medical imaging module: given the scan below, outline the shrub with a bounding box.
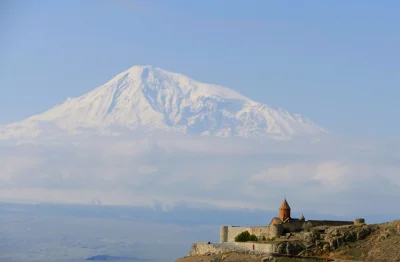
[249,234,258,241]
[235,231,259,242]
[268,236,276,241]
[235,231,250,242]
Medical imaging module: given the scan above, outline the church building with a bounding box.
[220,198,361,243]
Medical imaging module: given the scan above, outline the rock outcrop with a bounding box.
[333,219,400,261]
[293,223,377,256]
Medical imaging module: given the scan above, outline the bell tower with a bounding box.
[279,198,291,221]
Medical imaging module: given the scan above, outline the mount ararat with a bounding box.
[0,66,325,140]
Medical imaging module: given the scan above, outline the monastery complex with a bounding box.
[220,198,365,243]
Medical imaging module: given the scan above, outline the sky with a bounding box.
[1,0,400,139]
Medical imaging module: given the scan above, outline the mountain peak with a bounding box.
[0,66,326,140]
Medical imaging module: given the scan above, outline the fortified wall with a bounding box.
[280,219,354,234]
[190,242,278,256]
[220,199,364,243]
[220,226,271,243]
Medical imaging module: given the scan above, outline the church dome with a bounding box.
[279,199,291,210]
[300,214,305,221]
[278,198,291,221]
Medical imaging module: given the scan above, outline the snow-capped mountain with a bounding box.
[0,65,325,140]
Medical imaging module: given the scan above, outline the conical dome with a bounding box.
[279,199,291,210]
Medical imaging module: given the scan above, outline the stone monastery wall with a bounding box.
[307,220,354,227]
[233,242,277,253]
[221,220,357,243]
[248,226,270,238]
[190,242,277,256]
[220,226,248,242]
[220,226,271,242]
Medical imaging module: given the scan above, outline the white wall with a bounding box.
[189,242,277,256]
[226,226,248,242]
[223,226,271,242]
[233,242,277,253]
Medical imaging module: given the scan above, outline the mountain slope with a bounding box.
[0,65,325,139]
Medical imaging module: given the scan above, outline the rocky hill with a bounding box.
[176,219,400,262]
[331,219,400,261]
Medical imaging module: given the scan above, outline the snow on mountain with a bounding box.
[0,65,326,140]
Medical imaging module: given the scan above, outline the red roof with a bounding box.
[269,217,282,225]
[279,199,291,210]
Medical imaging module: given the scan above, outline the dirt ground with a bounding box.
[176,253,326,262]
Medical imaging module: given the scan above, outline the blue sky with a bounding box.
[1,0,399,138]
